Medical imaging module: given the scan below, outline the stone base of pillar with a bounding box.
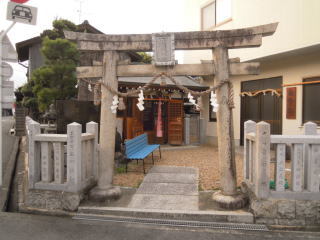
[89,186,121,202]
[212,190,248,210]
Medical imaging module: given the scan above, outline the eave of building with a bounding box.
[16,36,42,62]
[246,43,320,63]
[77,20,104,34]
[118,76,208,91]
[15,20,142,63]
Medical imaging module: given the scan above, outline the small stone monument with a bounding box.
[42,104,57,123]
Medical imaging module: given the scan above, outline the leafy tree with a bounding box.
[19,19,153,114]
[137,52,152,64]
[31,37,78,112]
[20,19,79,113]
[41,19,78,39]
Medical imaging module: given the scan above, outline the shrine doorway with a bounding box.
[122,98,185,145]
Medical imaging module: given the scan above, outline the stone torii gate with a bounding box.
[64,22,277,209]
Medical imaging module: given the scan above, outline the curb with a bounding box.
[77,206,254,223]
[19,205,75,218]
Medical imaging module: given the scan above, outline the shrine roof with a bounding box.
[118,76,208,90]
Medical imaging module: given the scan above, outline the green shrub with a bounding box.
[269,179,289,189]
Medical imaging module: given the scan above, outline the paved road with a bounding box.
[0,212,319,240]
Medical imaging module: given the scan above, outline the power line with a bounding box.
[74,0,85,24]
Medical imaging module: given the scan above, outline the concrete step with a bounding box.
[136,182,198,195]
[144,172,198,184]
[77,206,254,224]
[148,166,198,174]
[128,194,199,210]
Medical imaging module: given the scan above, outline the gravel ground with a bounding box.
[113,146,293,190]
[113,146,245,191]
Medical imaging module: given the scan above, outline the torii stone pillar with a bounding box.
[212,46,247,209]
[89,51,121,201]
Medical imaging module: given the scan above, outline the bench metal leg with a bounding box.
[126,159,128,173]
[159,146,162,159]
[152,152,154,164]
[143,159,145,174]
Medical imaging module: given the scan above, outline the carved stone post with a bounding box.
[211,46,247,209]
[304,122,317,191]
[86,121,99,181]
[89,51,121,201]
[67,122,82,192]
[244,120,256,180]
[28,121,41,188]
[254,121,270,198]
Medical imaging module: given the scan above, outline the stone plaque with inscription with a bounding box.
[152,32,175,66]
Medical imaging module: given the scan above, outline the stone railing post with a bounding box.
[184,114,190,145]
[28,121,41,188]
[254,121,270,199]
[303,122,319,192]
[199,118,206,145]
[275,143,286,192]
[40,141,53,182]
[304,122,319,192]
[292,143,304,192]
[67,122,82,192]
[244,120,256,180]
[53,142,65,184]
[86,121,99,181]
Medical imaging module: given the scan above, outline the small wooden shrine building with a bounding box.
[80,73,207,145]
[116,76,207,145]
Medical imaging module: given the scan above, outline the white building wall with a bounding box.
[183,0,320,63]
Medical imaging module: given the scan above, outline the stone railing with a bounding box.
[244,121,320,200]
[26,119,98,193]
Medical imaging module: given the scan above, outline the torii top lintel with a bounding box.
[64,23,278,52]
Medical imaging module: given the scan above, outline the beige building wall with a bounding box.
[203,50,320,146]
[183,0,320,63]
[183,0,320,145]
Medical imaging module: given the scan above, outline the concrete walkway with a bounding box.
[128,166,199,211]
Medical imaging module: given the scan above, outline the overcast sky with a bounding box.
[0,0,186,88]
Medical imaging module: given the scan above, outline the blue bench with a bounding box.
[124,133,161,174]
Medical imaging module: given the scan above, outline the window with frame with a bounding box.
[303,77,320,125]
[201,0,231,30]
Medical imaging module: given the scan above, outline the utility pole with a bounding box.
[75,0,84,24]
